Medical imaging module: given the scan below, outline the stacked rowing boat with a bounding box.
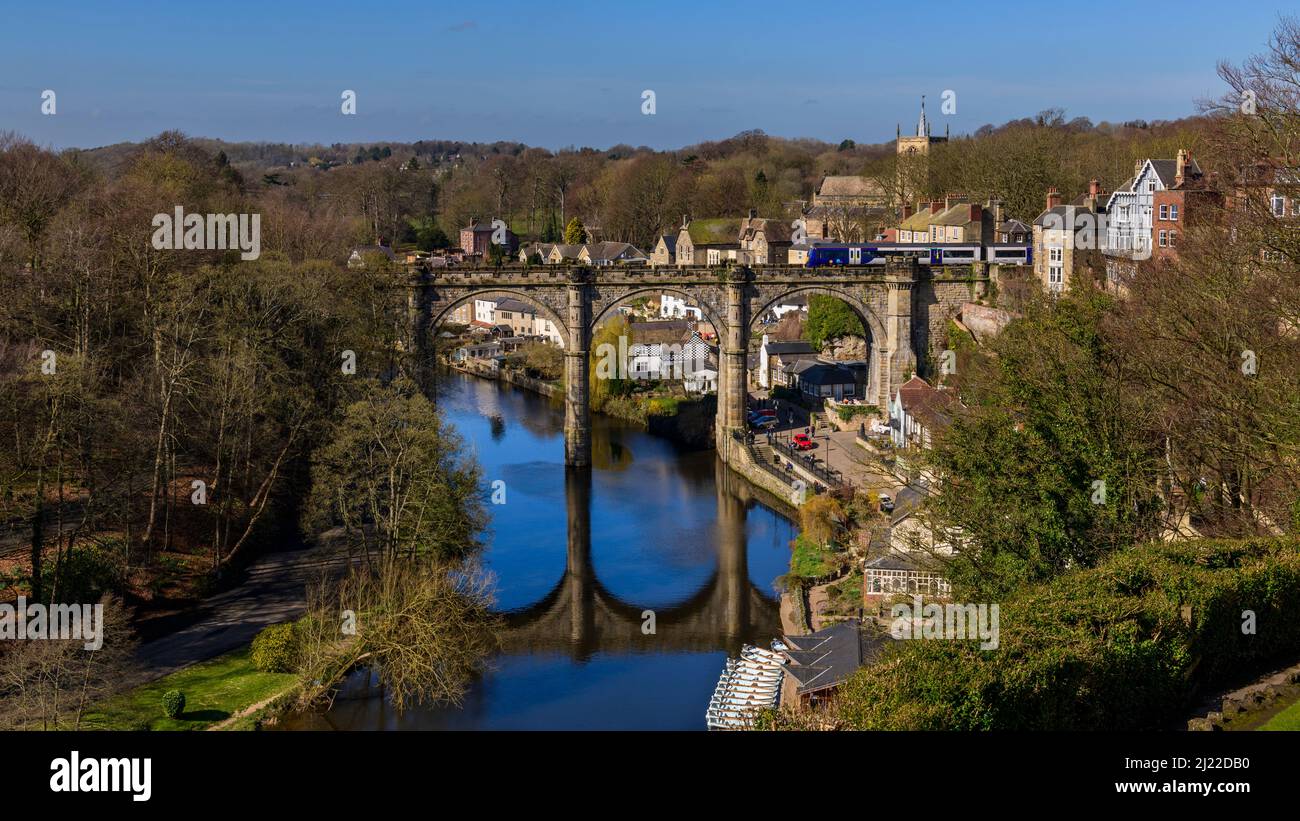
[705,644,785,730]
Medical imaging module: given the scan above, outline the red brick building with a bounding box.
[459,219,518,257]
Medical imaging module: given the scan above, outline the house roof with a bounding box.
[682,218,740,244]
[864,551,921,571]
[780,619,890,695]
[894,375,955,428]
[804,204,888,220]
[520,242,554,258]
[797,362,856,386]
[817,175,884,199]
[932,203,982,227]
[350,245,396,260]
[630,319,692,334]
[739,216,793,243]
[899,210,932,231]
[780,353,823,373]
[1150,157,1204,188]
[629,319,694,345]
[493,298,536,314]
[658,234,677,254]
[763,339,815,355]
[584,241,647,262]
[550,244,584,259]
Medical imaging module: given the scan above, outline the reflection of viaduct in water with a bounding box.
[499,460,782,659]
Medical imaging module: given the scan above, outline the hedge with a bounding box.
[770,538,1300,730]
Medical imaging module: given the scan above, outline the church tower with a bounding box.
[895,96,949,208]
[896,95,946,157]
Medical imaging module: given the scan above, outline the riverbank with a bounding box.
[82,648,297,731]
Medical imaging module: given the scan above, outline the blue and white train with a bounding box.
[804,242,1031,268]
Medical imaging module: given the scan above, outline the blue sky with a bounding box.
[0,0,1289,150]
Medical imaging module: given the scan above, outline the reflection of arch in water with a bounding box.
[498,463,781,659]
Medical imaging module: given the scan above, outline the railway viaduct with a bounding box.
[414,257,988,468]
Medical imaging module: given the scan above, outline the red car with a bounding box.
[792,434,814,450]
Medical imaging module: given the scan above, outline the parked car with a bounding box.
[752,416,778,430]
[879,493,894,513]
[792,433,814,450]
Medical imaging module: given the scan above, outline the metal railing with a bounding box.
[768,431,849,490]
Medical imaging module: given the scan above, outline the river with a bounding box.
[294,371,796,730]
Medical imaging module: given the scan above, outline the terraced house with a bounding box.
[737,210,794,264]
[673,217,741,266]
[1032,181,1107,293]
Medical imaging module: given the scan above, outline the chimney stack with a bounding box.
[1175,149,1188,188]
[1088,178,1101,197]
[988,198,1005,224]
[901,203,914,219]
[930,200,944,215]
[748,208,758,219]
[1046,187,1062,211]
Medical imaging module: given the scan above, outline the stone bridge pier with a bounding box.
[564,271,593,467]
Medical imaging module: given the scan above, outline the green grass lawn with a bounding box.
[82,648,296,731]
[789,534,838,580]
[1259,696,1300,731]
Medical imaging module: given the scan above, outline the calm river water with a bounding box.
[295,371,795,730]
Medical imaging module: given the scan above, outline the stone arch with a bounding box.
[588,286,725,336]
[749,285,885,344]
[749,285,887,406]
[430,288,570,347]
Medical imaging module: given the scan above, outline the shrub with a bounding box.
[251,622,300,673]
[771,538,1300,730]
[834,404,878,422]
[161,690,185,719]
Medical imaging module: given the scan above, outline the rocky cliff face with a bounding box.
[822,334,868,360]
